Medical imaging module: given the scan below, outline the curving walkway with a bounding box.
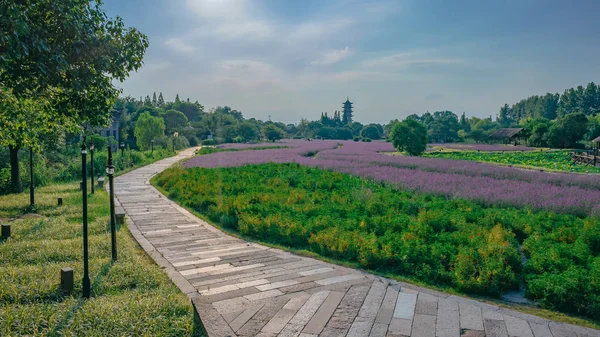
[114,148,600,337]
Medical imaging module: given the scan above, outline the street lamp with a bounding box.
[81,142,91,298]
[119,143,125,157]
[106,145,117,262]
[29,147,34,208]
[151,139,154,154]
[90,144,95,194]
[172,132,178,153]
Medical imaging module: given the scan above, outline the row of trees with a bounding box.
[498,82,600,125]
[0,0,148,194]
[115,94,295,151]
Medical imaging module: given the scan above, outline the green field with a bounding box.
[153,163,600,320]
[0,183,199,336]
[424,150,600,174]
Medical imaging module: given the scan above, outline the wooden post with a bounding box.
[2,224,10,240]
[61,267,74,294]
[58,197,63,206]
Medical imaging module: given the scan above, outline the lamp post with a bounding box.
[90,144,95,194]
[172,132,178,153]
[107,145,117,261]
[119,143,125,157]
[29,147,34,208]
[151,139,154,154]
[81,142,91,298]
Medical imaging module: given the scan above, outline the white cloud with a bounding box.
[362,52,463,69]
[164,38,195,53]
[310,47,353,66]
[186,0,249,20]
[288,19,354,41]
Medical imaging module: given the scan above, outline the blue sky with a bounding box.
[103,0,600,124]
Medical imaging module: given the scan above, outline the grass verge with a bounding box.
[0,182,201,336]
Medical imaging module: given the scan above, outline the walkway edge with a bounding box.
[113,149,236,337]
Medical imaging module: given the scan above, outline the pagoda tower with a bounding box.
[342,97,353,125]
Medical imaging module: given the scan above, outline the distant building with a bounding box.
[98,110,120,142]
[342,97,353,124]
[489,128,524,145]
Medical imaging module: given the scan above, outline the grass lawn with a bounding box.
[0,182,200,336]
[423,149,600,174]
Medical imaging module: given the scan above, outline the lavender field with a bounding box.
[185,140,600,216]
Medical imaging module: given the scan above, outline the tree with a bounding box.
[0,0,148,193]
[498,104,512,127]
[459,112,471,132]
[390,119,428,156]
[262,124,285,142]
[238,121,259,141]
[134,113,165,150]
[152,92,157,106]
[360,125,381,140]
[163,109,189,133]
[157,92,165,107]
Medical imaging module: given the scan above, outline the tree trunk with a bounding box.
[9,145,22,193]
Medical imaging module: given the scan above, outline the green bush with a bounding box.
[201,139,216,146]
[153,163,600,318]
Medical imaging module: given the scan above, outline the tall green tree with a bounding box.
[360,125,381,140]
[152,92,157,106]
[262,124,285,142]
[157,92,165,107]
[0,0,148,193]
[390,119,428,156]
[134,113,165,150]
[163,109,188,133]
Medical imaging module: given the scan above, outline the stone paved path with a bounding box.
[114,148,600,337]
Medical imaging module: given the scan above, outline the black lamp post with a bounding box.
[29,147,34,208]
[151,139,154,154]
[119,143,125,157]
[107,145,117,262]
[81,142,91,298]
[90,144,95,194]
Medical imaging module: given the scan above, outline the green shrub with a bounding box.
[153,163,600,318]
[201,139,216,146]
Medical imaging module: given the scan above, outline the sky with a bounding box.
[103,0,600,124]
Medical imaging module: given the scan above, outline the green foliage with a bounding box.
[163,110,189,133]
[262,124,285,142]
[134,113,165,150]
[174,135,190,150]
[1,0,148,129]
[201,139,216,146]
[545,113,589,148]
[424,150,600,174]
[155,163,600,318]
[360,125,381,140]
[390,119,428,156]
[0,183,196,336]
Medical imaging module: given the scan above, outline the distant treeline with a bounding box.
[498,82,600,125]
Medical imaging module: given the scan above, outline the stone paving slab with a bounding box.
[115,147,600,337]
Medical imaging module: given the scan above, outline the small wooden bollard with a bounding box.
[61,267,74,294]
[97,176,105,188]
[57,197,63,206]
[1,224,10,240]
